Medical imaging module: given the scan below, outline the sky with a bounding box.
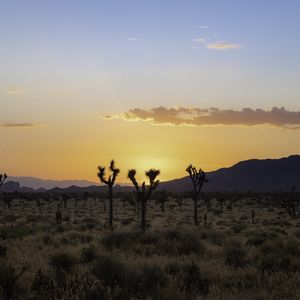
[1,0,300,183]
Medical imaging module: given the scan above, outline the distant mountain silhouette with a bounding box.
[160,155,300,192]
[3,155,300,193]
[7,176,97,190]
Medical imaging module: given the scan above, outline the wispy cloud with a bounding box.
[193,38,205,43]
[103,106,300,129]
[127,37,141,42]
[6,88,24,95]
[197,25,208,29]
[206,41,242,50]
[0,123,44,128]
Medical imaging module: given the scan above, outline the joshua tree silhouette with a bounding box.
[186,164,207,226]
[0,173,7,187]
[97,160,120,228]
[128,168,160,231]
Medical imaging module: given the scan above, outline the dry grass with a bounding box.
[0,194,300,299]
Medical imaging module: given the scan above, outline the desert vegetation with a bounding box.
[1,167,300,299]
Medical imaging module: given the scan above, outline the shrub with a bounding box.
[160,230,206,256]
[91,255,126,288]
[31,269,53,296]
[0,261,22,300]
[166,262,209,295]
[199,228,225,245]
[179,263,209,295]
[231,222,248,234]
[49,252,76,273]
[224,239,247,268]
[0,246,7,257]
[81,246,97,263]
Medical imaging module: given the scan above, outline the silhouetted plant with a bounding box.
[281,192,300,219]
[154,190,169,213]
[128,169,160,231]
[0,173,7,187]
[97,160,120,228]
[186,165,207,226]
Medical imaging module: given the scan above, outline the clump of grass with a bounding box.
[199,228,226,245]
[0,260,23,300]
[166,261,209,295]
[91,254,167,298]
[49,252,77,273]
[224,239,247,268]
[80,246,97,263]
[159,229,206,256]
[230,222,248,234]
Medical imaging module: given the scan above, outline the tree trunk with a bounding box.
[109,186,113,228]
[141,198,147,231]
[194,197,199,226]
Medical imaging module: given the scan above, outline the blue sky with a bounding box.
[1,1,300,180]
[1,1,300,115]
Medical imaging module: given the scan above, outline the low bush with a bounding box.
[224,239,247,268]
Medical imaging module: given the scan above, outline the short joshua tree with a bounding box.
[154,190,169,213]
[128,169,160,231]
[186,164,208,226]
[97,160,120,228]
[0,173,7,187]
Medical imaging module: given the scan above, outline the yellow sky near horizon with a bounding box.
[1,115,299,183]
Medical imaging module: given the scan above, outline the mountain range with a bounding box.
[2,155,300,193]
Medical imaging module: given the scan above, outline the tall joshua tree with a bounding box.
[128,169,160,231]
[97,160,120,228]
[186,164,207,226]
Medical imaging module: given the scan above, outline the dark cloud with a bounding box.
[104,106,300,129]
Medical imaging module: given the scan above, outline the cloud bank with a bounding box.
[103,107,300,129]
[6,89,23,95]
[0,123,42,128]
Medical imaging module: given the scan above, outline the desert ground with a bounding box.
[1,191,300,299]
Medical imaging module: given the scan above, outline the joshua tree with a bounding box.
[0,173,7,187]
[186,164,208,226]
[97,160,120,228]
[128,168,160,231]
[154,190,169,213]
[281,192,300,219]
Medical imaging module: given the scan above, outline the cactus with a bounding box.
[97,160,120,228]
[186,164,208,226]
[128,168,160,231]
